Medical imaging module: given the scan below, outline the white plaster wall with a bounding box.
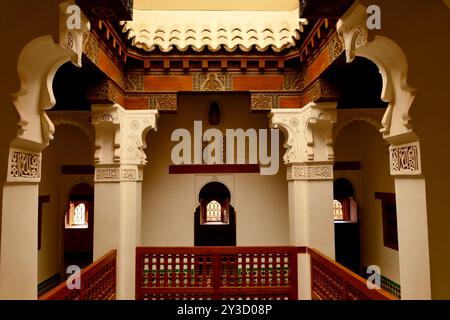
[39,125,92,283]
[334,120,399,283]
[141,94,289,246]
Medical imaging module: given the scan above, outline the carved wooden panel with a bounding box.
[300,0,355,19]
[39,250,117,300]
[136,247,299,300]
[76,0,133,20]
[309,248,396,300]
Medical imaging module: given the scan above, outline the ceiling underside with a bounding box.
[121,9,305,53]
[133,0,299,11]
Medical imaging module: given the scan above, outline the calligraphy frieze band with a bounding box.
[7,149,42,183]
[389,141,421,175]
[287,165,333,181]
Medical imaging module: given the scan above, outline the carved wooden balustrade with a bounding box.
[136,247,300,300]
[39,250,117,300]
[309,248,397,300]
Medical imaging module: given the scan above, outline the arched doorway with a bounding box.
[194,182,236,246]
[333,178,360,274]
[63,183,94,273]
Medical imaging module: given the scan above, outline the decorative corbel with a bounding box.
[92,104,158,172]
[270,102,337,166]
[270,110,303,164]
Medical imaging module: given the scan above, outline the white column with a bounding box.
[337,3,432,299]
[0,2,89,299]
[0,179,39,299]
[390,142,431,299]
[92,104,158,300]
[271,102,337,300]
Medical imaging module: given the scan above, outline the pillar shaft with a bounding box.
[395,177,431,299]
[0,183,39,299]
[92,104,157,300]
[271,102,337,300]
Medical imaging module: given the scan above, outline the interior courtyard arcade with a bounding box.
[0,0,449,300]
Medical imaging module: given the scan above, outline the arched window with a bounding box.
[195,181,236,246]
[73,203,87,225]
[199,182,231,225]
[333,200,344,220]
[206,200,222,222]
[65,201,89,229]
[64,183,93,229]
[333,178,358,222]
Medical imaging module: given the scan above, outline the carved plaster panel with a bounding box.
[389,141,421,176]
[95,167,144,182]
[7,148,41,183]
[287,165,333,181]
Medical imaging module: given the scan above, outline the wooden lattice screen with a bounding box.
[309,248,396,300]
[135,247,300,300]
[39,250,117,300]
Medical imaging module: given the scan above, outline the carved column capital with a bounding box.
[92,104,158,169]
[270,102,337,167]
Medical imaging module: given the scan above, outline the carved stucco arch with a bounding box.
[48,111,95,153]
[197,177,235,207]
[333,109,384,142]
[337,2,417,145]
[9,2,89,153]
[334,117,381,141]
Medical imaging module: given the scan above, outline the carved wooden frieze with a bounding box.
[82,33,99,65]
[123,73,144,91]
[251,94,274,111]
[327,32,345,63]
[389,141,421,175]
[87,79,122,104]
[303,78,340,104]
[299,0,355,19]
[284,72,303,91]
[150,94,178,111]
[194,73,232,91]
[76,0,133,21]
[7,149,41,183]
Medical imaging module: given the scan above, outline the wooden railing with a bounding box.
[309,248,397,300]
[136,247,300,300]
[39,250,117,300]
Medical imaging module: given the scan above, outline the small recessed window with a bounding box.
[65,201,89,229]
[333,200,344,220]
[206,200,222,222]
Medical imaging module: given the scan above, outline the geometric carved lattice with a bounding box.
[39,250,117,300]
[136,247,299,300]
[309,248,396,300]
